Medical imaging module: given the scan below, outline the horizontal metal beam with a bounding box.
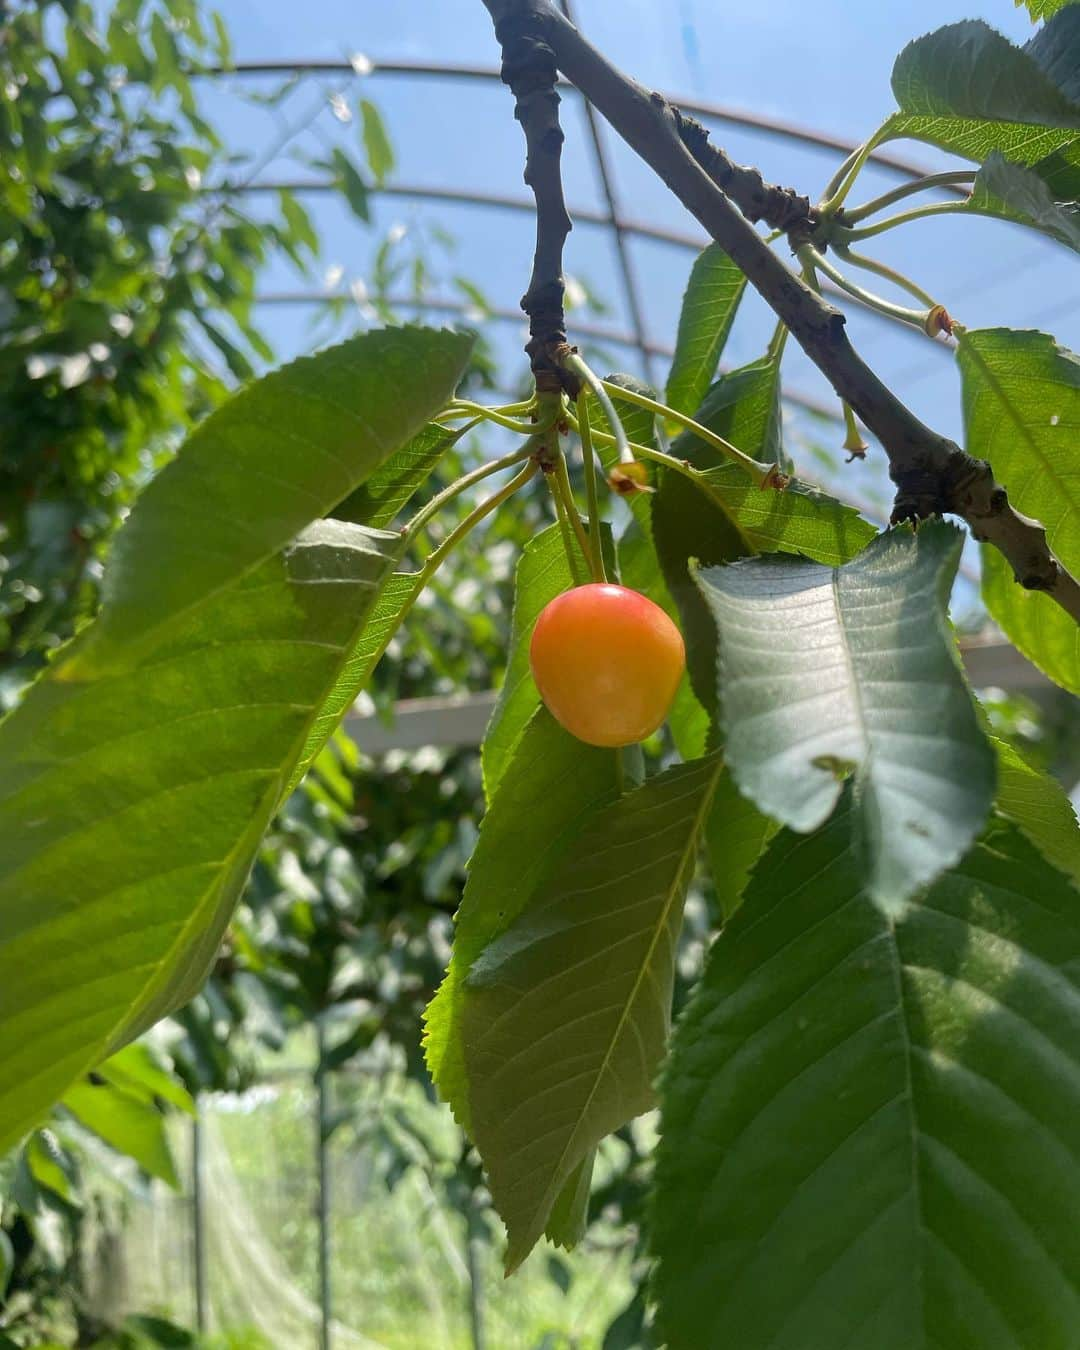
[346,692,497,755]
[345,638,1051,755]
[251,288,841,420]
[210,57,961,191]
[234,178,949,356]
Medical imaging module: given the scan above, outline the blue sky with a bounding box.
[199,0,1079,543]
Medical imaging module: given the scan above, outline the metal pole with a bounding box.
[557,0,657,386]
[192,1107,208,1334]
[315,1022,332,1350]
[206,59,961,190]
[465,1204,488,1350]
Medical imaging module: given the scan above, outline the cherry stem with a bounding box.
[798,244,931,335]
[436,402,551,436]
[595,380,777,487]
[548,472,589,585]
[402,439,537,547]
[840,199,971,241]
[577,419,786,496]
[552,448,593,572]
[576,394,608,583]
[841,170,975,224]
[562,351,633,464]
[368,460,540,675]
[831,241,938,310]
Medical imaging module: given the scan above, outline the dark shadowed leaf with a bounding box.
[333,148,372,220]
[425,708,618,1138]
[967,151,1080,252]
[654,804,1080,1349]
[460,754,721,1270]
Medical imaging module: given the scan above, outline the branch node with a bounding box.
[669,104,819,244]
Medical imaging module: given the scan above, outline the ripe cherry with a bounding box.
[529,583,686,748]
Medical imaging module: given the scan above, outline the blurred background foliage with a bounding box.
[1,1,1076,1347]
[0,2,654,1346]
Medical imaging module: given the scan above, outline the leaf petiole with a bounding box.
[371,460,540,672]
[548,471,589,586]
[576,395,608,584]
[571,419,787,496]
[798,244,934,336]
[437,402,554,437]
[593,380,779,488]
[839,199,973,241]
[831,241,938,310]
[561,352,634,465]
[402,439,537,546]
[551,448,593,574]
[841,170,975,225]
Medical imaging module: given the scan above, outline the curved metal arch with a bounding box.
[236,178,949,351]
[253,287,848,421]
[209,57,958,190]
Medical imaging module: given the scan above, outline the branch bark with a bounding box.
[483,0,574,392]
[672,107,818,242]
[481,0,1080,626]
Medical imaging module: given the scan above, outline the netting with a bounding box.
[112,1076,633,1349]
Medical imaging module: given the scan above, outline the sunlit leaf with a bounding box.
[884,15,1080,191]
[332,421,467,529]
[62,1075,178,1186]
[705,764,779,919]
[360,98,395,185]
[0,520,400,1152]
[994,736,1080,885]
[665,245,746,417]
[696,522,995,905]
[982,544,1080,694]
[959,328,1080,576]
[77,326,471,669]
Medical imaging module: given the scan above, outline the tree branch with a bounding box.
[482,0,575,392]
[671,107,818,242]
[482,0,1080,625]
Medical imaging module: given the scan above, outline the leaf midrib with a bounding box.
[528,759,720,1240]
[886,918,927,1349]
[961,335,1075,511]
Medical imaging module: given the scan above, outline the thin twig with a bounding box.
[483,0,574,391]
